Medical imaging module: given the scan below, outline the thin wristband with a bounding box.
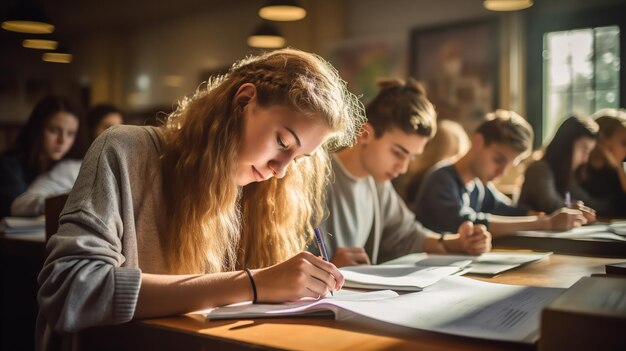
[244,268,257,304]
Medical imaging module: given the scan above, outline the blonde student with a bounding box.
[395,118,470,204]
[319,78,491,268]
[414,110,588,237]
[36,49,365,349]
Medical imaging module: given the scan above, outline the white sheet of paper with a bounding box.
[204,289,398,319]
[205,276,563,344]
[327,276,564,343]
[1,216,45,234]
[517,224,626,241]
[382,252,550,275]
[339,265,461,291]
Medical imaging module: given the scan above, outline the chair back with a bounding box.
[45,194,69,242]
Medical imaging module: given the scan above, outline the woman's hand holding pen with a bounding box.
[546,208,587,230]
[571,201,596,223]
[251,251,344,303]
[331,247,371,268]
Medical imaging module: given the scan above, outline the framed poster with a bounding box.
[410,19,498,132]
[326,36,405,105]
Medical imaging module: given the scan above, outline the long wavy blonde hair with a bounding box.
[160,49,365,274]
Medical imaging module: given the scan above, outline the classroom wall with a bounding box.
[1,0,625,126]
[71,0,346,116]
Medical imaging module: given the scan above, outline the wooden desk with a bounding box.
[78,253,625,351]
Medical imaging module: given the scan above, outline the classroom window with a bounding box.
[542,25,620,142]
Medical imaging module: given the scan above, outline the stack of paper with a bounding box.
[0,216,45,234]
[339,264,462,291]
[382,251,552,276]
[516,222,626,242]
[205,276,564,344]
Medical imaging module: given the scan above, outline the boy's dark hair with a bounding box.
[365,78,436,138]
[475,109,533,154]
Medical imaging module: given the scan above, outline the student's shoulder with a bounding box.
[102,125,161,144]
[96,125,164,153]
[422,162,457,186]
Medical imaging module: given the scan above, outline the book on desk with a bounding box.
[205,276,564,344]
[540,276,626,350]
[0,216,45,234]
[205,255,563,344]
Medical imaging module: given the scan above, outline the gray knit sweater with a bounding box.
[319,156,429,264]
[36,125,167,350]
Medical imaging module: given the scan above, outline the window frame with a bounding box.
[526,4,626,148]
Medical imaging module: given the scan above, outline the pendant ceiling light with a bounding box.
[247,22,286,49]
[483,0,533,11]
[42,45,72,63]
[259,0,306,21]
[1,2,54,34]
[23,38,58,50]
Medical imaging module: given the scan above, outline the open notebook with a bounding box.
[0,216,45,234]
[204,276,564,344]
[339,264,463,291]
[382,251,552,276]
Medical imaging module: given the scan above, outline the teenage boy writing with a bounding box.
[413,110,587,237]
[319,78,491,267]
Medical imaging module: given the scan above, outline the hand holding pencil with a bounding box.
[250,250,344,303]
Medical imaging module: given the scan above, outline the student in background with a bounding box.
[413,110,587,237]
[394,119,470,204]
[320,78,491,268]
[579,109,626,217]
[87,103,125,141]
[519,115,599,222]
[0,95,84,217]
[36,49,365,349]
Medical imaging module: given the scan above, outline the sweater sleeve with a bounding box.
[518,161,565,213]
[413,168,488,233]
[376,181,431,263]
[11,159,81,216]
[37,132,141,333]
[484,182,529,216]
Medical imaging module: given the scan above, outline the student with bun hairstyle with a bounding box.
[318,78,491,268]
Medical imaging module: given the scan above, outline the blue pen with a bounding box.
[314,227,334,296]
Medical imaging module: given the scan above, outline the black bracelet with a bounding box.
[244,268,257,304]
